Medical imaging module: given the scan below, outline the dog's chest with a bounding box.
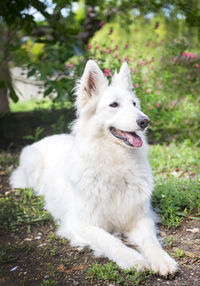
[77,164,150,232]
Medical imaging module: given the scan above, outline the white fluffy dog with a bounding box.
[10,60,177,275]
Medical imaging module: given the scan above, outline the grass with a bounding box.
[10,99,52,112]
[0,243,33,264]
[10,98,73,112]
[87,262,153,286]
[150,141,200,227]
[0,188,53,233]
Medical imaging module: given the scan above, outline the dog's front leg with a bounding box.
[126,217,178,276]
[59,223,149,271]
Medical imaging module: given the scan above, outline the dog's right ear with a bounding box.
[76,60,108,111]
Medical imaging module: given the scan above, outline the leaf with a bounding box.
[7,81,18,103]
[44,86,53,97]
[27,68,36,78]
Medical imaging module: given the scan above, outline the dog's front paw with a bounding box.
[117,251,150,272]
[149,250,178,276]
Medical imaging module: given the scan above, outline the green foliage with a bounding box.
[23,126,44,142]
[51,115,68,134]
[0,188,53,233]
[87,262,153,286]
[41,280,58,286]
[69,14,200,144]
[0,243,33,264]
[164,236,174,248]
[175,248,185,258]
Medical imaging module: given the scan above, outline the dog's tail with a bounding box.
[10,145,43,193]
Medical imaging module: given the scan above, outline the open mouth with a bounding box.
[110,127,143,147]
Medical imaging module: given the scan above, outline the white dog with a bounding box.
[10,60,177,275]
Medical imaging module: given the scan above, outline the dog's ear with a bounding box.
[78,60,108,101]
[113,62,133,91]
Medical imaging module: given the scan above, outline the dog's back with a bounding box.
[10,134,74,192]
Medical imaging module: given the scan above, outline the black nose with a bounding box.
[136,116,150,129]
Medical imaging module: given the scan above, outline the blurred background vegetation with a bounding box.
[0,0,200,145]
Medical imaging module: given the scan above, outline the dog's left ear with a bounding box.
[114,62,133,91]
[75,60,108,114]
[79,60,108,97]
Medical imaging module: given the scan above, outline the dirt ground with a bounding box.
[0,111,200,285]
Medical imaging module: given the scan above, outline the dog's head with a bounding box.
[74,60,150,148]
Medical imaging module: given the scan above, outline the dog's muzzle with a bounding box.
[136,116,150,130]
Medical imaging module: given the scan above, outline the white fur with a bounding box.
[10,60,177,275]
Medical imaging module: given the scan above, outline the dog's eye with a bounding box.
[109,102,119,108]
[133,101,136,106]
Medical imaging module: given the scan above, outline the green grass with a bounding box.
[0,188,53,233]
[10,99,52,112]
[87,262,153,286]
[10,98,73,112]
[150,141,200,227]
[0,243,33,264]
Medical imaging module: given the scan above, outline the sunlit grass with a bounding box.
[10,99,52,112]
[10,99,73,112]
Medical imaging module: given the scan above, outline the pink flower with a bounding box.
[195,63,199,68]
[131,68,138,73]
[125,56,130,63]
[66,62,73,68]
[114,45,118,51]
[99,21,104,27]
[134,83,139,88]
[96,45,100,50]
[101,48,109,53]
[104,69,112,77]
[120,58,123,63]
[151,65,155,70]
[125,43,129,49]
[190,53,195,58]
[182,52,195,58]
[146,89,150,94]
[114,54,119,58]
[156,102,161,108]
[88,43,92,49]
[155,91,160,95]
[143,78,147,84]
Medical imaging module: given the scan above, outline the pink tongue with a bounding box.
[125,132,143,147]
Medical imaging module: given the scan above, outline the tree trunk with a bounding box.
[0,86,9,114]
[0,64,10,114]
